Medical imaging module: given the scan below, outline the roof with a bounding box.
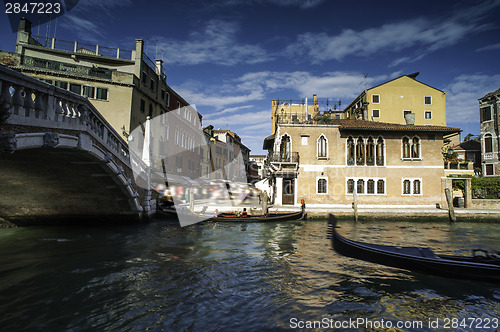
[334,119,460,133]
[450,140,481,151]
[479,88,500,100]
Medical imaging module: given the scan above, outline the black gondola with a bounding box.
[156,202,305,223]
[327,214,500,283]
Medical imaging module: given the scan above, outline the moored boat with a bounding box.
[327,214,500,283]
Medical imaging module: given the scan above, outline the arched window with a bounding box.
[367,179,375,194]
[357,179,364,194]
[366,136,375,165]
[411,137,420,159]
[413,179,421,194]
[317,178,327,194]
[485,134,493,153]
[347,136,355,165]
[280,134,291,161]
[402,137,411,159]
[403,179,411,194]
[376,137,384,166]
[148,104,153,118]
[356,136,365,165]
[377,179,385,194]
[347,179,355,193]
[317,135,327,159]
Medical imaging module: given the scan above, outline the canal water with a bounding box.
[0,218,499,331]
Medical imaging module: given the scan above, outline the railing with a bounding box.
[484,152,493,160]
[28,35,134,60]
[268,152,299,163]
[23,55,112,79]
[142,53,156,71]
[0,64,129,164]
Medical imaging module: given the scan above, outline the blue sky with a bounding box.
[2,0,500,154]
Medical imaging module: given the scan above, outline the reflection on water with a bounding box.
[0,219,499,331]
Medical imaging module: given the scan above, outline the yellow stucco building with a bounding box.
[344,73,447,126]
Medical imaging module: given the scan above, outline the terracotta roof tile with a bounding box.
[334,119,460,132]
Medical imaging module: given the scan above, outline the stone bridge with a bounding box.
[0,64,153,225]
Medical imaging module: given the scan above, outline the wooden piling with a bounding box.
[445,188,456,222]
[353,189,358,221]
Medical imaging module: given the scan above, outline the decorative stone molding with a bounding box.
[0,133,17,153]
[43,132,59,147]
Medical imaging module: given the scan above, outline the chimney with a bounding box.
[155,59,163,76]
[134,39,144,77]
[15,18,31,53]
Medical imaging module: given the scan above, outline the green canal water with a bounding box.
[0,218,499,331]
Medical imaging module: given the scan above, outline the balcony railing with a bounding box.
[22,56,112,79]
[268,152,299,163]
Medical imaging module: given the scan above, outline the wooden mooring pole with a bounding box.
[353,189,358,221]
[445,188,456,222]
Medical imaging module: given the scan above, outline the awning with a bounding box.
[263,134,275,150]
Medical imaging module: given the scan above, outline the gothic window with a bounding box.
[317,135,327,159]
[366,136,375,166]
[357,179,364,194]
[347,136,355,165]
[402,137,411,159]
[280,134,291,161]
[413,179,421,195]
[376,137,385,166]
[411,137,420,159]
[356,136,365,165]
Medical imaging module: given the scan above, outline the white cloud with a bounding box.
[210,0,326,9]
[287,1,498,64]
[476,43,500,52]
[445,74,500,124]
[204,106,254,119]
[154,20,272,66]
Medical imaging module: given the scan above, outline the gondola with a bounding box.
[211,208,305,222]
[156,202,305,223]
[327,214,500,283]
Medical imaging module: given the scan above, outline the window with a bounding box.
[376,137,384,166]
[301,135,308,145]
[161,88,165,100]
[366,137,375,166]
[142,71,147,85]
[481,106,491,122]
[402,136,420,160]
[356,136,365,165]
[484,134,493,153]
[140,99,145,113]
[148,104,153,118]
[166,92,170,107]
[357,179,364,194]
[403,179,411,195]
[486,164,494,176]
[424,96,432,105]
[347,136,355,165]
[372,109,380,118]
[425,111,432,119]
[372,94,380,104]
[411,137,420,158]
[96,87,108,100]
[69,83,81,95]
[55,81,68,89]
[83,86,95,98]
[403,110,411,119]
[367,179,375,194]
[403,178,422,195]
[347,179,354,194]
[317,178,327,194]
[317,135,327,159]
[413,179,421,195]
[377,179,385,194]
[150,78,155,91]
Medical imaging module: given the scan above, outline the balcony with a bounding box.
[266,152,299,175]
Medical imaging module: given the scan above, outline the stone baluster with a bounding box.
[34,91,47,119]
[0,81,12,109]
[23,88,35,117]
[54,98,64,122]
[12,85,24,115]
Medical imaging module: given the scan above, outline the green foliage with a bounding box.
[471,177,500,199]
